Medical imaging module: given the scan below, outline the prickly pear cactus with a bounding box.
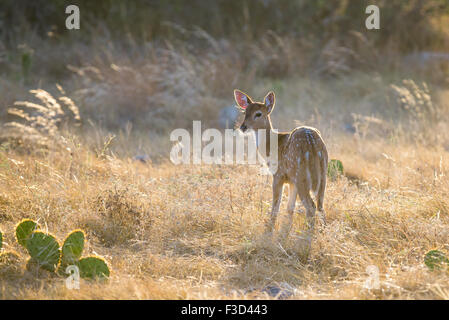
[25,231,61,272]
[327,159,344,181]
[424,250,449,271]
[58,229,85,276]
[0,230,3,250]
[61,230,85,266]
[77,256,110,280]
[15,219,38,247]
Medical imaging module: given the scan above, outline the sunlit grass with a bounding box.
[0,18,448,299]
[1,116,448,299]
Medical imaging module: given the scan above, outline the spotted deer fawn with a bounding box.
[234,89,328,239]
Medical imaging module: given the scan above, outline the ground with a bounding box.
[1,114,448,299]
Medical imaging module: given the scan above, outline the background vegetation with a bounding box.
[0,0,449,299]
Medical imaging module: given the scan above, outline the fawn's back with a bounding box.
[279,126,328,199]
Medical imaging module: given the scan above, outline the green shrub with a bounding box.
[327,159,344,181]
[424,250,449,271]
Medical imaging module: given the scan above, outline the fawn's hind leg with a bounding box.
[280,183,297,238]
[266,176,284,233]
[316,157,327,226]
[316,180,326,226]
[298,186,316,235]
[292,185,315,252]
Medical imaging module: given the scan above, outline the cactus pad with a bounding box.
[61,230,85,266]
[26,231,61,272]
[327,159,344,180]
[15,219,38,247]
[26,258,56,277]
[424,250,449,271]
[77,256,110,280]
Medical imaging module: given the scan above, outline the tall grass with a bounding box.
[1,122,448,299]
[0,1,449,300]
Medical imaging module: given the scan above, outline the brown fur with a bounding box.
[234,89,328,239]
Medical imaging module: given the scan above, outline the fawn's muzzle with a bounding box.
[240,124,247,132]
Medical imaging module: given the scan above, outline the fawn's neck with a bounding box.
[257,117,287,160]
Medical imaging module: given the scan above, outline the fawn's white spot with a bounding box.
[305,151,309,161]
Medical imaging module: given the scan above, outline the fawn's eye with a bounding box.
[254,111,262,119]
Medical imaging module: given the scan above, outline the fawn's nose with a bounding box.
[240,124,247,132]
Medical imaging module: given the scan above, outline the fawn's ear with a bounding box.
[234,89,253,109]
[264,91,275,114]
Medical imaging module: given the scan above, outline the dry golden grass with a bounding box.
[1,69,449,299]
[1,2,448,301]
[1,122,448,299]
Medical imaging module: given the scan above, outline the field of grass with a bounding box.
[1,73,449,299]
[1,1,449,300]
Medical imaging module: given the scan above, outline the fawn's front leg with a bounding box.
[266,176,283,233]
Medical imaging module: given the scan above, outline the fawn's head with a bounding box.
[234,90,275,132]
